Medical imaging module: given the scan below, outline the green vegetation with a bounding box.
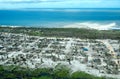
[0,27,120,39]
[71,71,105,79]
[0,65,107,79]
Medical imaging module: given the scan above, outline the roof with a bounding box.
[0,45,4,48]
[83,47,88,51]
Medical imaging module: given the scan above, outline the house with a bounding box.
[83,47,88,51]
[0,45,4,49]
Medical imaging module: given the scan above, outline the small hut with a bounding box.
[0,45,4,49]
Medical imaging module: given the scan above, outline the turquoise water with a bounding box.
[0,8,120,28]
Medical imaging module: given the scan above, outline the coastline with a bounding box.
[1,21,120,30]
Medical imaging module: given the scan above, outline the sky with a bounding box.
[0,0,120,9]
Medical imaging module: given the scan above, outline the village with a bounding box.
[0,32,120,78]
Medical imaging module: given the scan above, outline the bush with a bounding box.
[0,65,108,79]
[32,76,52,79]
[71,71,105,79]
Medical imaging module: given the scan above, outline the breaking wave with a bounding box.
[64,22,118,30]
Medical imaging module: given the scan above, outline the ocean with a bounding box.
[0,8,120,29]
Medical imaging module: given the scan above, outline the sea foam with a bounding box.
[64,22,117,30]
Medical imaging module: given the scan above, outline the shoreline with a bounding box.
[1,21,120,30]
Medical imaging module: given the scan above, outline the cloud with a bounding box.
[0,0,63,3]
[0,0,104,4]
[0,0,120,9]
